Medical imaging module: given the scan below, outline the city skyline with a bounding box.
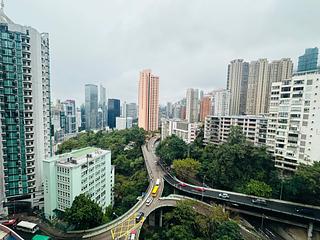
[5,0,320,104]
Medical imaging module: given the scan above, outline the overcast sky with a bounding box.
[6,0,320,105]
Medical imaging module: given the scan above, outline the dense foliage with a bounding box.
[156,135,188,166]
[158,126,320,206]
[173,158,201,181]
[142,201,243,240]
[64,194,104,230]
[283,162,320,205]
[57,127,148,227]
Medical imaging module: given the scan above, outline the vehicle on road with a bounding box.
[195,187,205,192]
[129,229,137,240]
[218,193,230,199]
[146,197,153,206]
[0,218,18,227]
[16,221,39,234]
[252,198,267,205]
[155,179,161,186]
[135,212,144,223]
[152,185,159,197]
[295,208,315,216]
[178,182,187,187]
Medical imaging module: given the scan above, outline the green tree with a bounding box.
[156,135,188,166]
[283,162,320,205]
[173,158,201,181]
[241,179,272,198]
[166,225,195,240]
[228,126,245,145]
[214,221,243,240]
[64,194,104,230]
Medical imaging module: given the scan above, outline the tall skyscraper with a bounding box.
[99,84,106,128]
[138,69,159,131]
[107,99,120,129]
[85,84,98,130]
[227,59,249,115]
[186,88,199,123]
[166,102,173,118]
[211,89,230,116]
[126,103,138,120]
[62,100,77,134]
[246,58,293,115]
[297,47,319,72]
[199,96,212,122]
[0,4,52,215]
[121,101,127,118]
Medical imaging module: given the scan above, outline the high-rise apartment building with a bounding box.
[166,102,173,119]
[204,115,267,146]
[85,84,98,130]
[227,59,249,115]
[267,71,320,172]
[211,89,230,116]
[62,100,77,134]
[107,99,120,129]
[297,47,319,72]
[0,5,52,215]
[199,96,212,122]
[138,69,159,131]
[246,58,293,115]
[186,88,199,123]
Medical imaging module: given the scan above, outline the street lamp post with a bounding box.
[201,175,206,202]
[260,214,265,232]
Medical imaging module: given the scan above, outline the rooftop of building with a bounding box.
[0,3,14,25]
[44,147,110,168]
[207,115,267,119]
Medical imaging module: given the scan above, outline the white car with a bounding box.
[218,193,230,199]
[146,197,153,206]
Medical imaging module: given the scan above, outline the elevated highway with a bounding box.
[73,136,320,240]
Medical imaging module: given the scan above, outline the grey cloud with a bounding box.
[7,0,320,105]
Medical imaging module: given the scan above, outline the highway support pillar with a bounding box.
[149,212,156,227]
[308,222,313,240]
[159,209,163,227]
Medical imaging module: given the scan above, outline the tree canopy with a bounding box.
[156,135,188,166]
[64,194,104,230]
[173,158,201,181]
[283,162,320,205]
[141,200,243,240]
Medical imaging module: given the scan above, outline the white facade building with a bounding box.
[204,115,267,146]
[116,117,133,130]
[161,119,199,144]
[211,89,230,116]
[43,147,114,219]
[267,72,320,172]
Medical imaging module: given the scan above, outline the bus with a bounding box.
[16,221,39,234]
[151,185,159,197]
[155,178,160,186]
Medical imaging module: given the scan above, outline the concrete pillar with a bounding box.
[159,209,163,227]
[308,222,313,240]
[149,212,156,227]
